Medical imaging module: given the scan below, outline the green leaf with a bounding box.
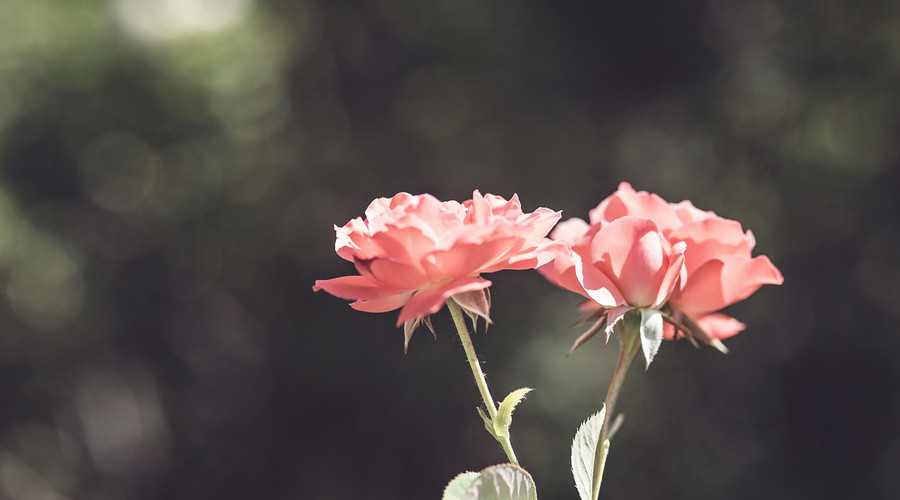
[493,388,533,437]
[639,309,663,369]
[571,407,606,500]
[443,472,480,500]
[461,464,538,500]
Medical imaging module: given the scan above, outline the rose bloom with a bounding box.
[314,191,561,344]
[539,182,783,352]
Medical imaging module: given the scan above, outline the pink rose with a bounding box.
[314,191,561,344]
[539,182,783,358]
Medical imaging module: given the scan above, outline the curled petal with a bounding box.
[575,251,624,307]
[590,217,674,308]
[537,247,590,299]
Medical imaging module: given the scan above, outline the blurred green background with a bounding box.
[1,0,899,498]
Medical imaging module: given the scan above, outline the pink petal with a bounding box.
[537,247,591,299]
[693,313,746,340]
[356,257,430,290]
[464,190,493,225]
[315,275,414,314]
[589,182,682,234]
[368,225,438,264]
[395,277,492,325]
[575,253,624,307]
[424,237,520,278]
[350,292,415,313]
[335,218,376,261]
[652,243,686,308]
[671,200,716,224]
[590,217,669,308]
[313,274,404,301]
[669,217,754,274]
[673,255,784,315]
[550,218,591,246]
[515,207,563,245]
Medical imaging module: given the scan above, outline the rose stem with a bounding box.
[591,317,641,500]
[447,297,519,465]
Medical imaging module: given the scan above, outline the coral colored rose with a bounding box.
[539,182,783,353]
[314,191,561,331]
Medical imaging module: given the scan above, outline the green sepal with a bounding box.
[453,288,492,332]
[493,388,533,438]
[443,464,538,500]
[403,315,435,353]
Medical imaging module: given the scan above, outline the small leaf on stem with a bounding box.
[494,388,533,437]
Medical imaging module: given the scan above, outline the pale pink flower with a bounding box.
[314,191,561,348]
[539,182,783,360]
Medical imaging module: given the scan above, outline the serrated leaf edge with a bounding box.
[571,407,606,500]
[463,463,538,500]
[443,471,480,500]
[493,387,533,437]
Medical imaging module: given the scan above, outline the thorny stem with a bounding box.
[591,315,641,500]
[447,297,519,465]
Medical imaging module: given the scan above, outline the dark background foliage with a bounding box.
[1,0,898,498]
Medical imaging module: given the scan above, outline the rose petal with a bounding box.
[356,257,430,290]
[673,255,784,315]
[537,247,589,298]
[424,237,520,278]
[313,274,404,301]
[589,183,683,234]
[669,217,755,273]
[574,251,623,307]
[652,242,685,308]
[550,218,591,246]
[350,292,415,313]
[590,217,670,307]
[693,313,746,340]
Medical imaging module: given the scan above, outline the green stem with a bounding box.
[447,297,519,465]
[591,316,641,500]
